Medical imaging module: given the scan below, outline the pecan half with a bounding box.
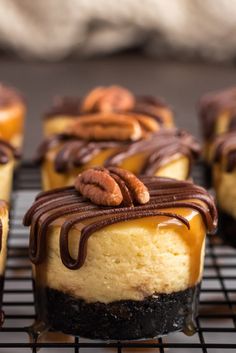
[75,168,123,206]
[108,167,150,204]
[75,167,150,207]
[81,85,135,113]
[69,112,142,141]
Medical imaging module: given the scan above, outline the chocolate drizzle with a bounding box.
[23,177,217,270]
[213,131,236,172]
[36,129,200,175]
[199,87,236,139]
[0,84,24,108]
[0,139,20,164]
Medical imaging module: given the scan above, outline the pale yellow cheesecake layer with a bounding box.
[34,207,206,303]
[0,159,14,202]
[213,163,236,218]
[0,202,9,276]
[43,116,75,137]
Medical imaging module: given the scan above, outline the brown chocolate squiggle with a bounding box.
[35,129,200,176]
[0,139,20,164]
[213,131,236,172]
[0,84,24,108]
[23,177,217,270]
[199,87,236,140]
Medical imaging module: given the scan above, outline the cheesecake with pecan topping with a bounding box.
[43,85,174,136]
[24,167,217,340]
[0,84,26,152]
[211,131,236,246]
[37,128,200,190]
[0,139,20,202]
[0,200,9,326]
[198,86,236,161]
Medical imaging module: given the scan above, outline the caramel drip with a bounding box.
[44,95,170,124]
[0,139,20,164]
[36,129,200,175]
[199,87,236,139]
[23,177,217,270]
[213,131,236,172]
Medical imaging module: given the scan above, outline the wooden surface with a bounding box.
[0,54,236,159]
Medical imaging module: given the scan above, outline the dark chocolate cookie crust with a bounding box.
[35,284,200,340]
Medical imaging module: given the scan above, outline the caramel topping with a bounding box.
[213,131,236,172]
[0,84,24,108]
[199,86,236,139]
[23,176,217,270]
[81,85,135,113]
[75,167,150,207]
[36,129,200,176]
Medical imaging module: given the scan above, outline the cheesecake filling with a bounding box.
[0,201,9,326]
[0,139,20,202]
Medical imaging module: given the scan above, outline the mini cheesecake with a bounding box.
[0,200,9,325]
[23,167,217,340]
[198,86,236,161]
[0,84,26,151]
[0,140,19,202]
[37,129,200,190]
[211,131,236,246]
[43,85,174,136]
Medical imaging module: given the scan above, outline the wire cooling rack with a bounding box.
[0,162,236,353]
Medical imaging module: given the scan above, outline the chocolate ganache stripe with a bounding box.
[0,139,20,163]
[23,178,217,269]
[35,129,200,174]
[0,84,24,108]
[213,131,236,172]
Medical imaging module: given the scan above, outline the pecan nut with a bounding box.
[68,112,143,141]
[75,168,123,206]
[108,167,150,204]
[75,167,150,207]
[81,85,135,113]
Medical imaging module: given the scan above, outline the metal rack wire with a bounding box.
[0,162,236,352]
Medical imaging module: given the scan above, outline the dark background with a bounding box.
[1,53,236,160]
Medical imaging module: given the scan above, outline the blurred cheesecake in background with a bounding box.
[0,84,26,152]
[211,130,236,246]
[0,200,9,327]
[43,85,174,136]
[0,140,20,202]
[198,86,236,161]
[36,128,200,190]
